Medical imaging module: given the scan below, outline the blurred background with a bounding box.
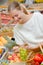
[0,0,43,37]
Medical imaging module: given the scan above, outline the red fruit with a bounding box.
[34,54,43,63]
[35,62,39,65]
[31,61,39,65]
[8,55,14,60]
[31,61,36,65]
[39,54,43,61]
[12,53,17,58]
[12,53,21,62]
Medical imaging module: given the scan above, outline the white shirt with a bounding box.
[14,12,43,48]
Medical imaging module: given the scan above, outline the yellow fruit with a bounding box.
[17,53,20,58]
[0,41,3,46]
[0,37,7,45]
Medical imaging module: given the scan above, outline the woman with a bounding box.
[8,1,43,49]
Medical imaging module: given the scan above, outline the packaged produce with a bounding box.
[0,46,7,60]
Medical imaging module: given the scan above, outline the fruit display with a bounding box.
[0,35,43,65]
[0,36,43,65]
[8,53,21,62]
[26,51,43,65]
[33,53,43,63]
[20,47,28,61]
[7,47,28,63]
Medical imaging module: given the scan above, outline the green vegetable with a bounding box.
[20,47,27,61]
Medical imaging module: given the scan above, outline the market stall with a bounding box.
[0,0,43,65]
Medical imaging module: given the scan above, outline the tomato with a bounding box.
[35,62,39,65]
[31,61,36,65]
[34,54,43,63]
[31,61,39,65]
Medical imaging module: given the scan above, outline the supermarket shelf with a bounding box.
[28,3,43,12]
[28,9,43,12]
[0,6,7,8]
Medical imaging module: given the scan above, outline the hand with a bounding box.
[12,46,20,53]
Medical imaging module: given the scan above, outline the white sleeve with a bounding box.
[37,12,43,32]
[13,27,24,45]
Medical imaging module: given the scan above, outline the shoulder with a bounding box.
[32,12,43,19]
[34,12,42,16]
